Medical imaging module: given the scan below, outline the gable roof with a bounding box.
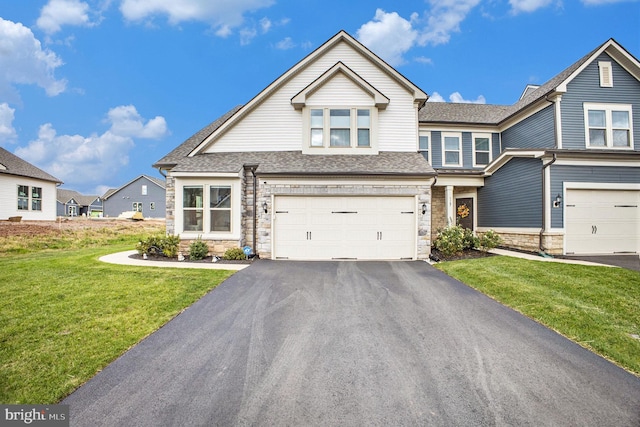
[101,174,166,200]
[187,30,428,157]
[0,147,62,184]
[57,189,99,206]
[420,38,640,126]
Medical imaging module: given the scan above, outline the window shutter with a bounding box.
[599,61,613,88]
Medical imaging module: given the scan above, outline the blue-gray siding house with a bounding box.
[102,175,166,218]
[420,38,640,256]
[56,189,101,217]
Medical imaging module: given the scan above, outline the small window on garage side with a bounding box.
[585,103,633,149]
[210,186,231,232]
[17,185,29,210]
[183,186,204,232]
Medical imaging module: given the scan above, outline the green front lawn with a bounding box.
[0,244,234,404]
[436,256,640,376]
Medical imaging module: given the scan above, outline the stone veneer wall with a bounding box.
[165,175,175,235]
[255,182,432,260]
[476,230,563,255]
[430,186,477,243]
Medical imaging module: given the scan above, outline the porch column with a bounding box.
[445,185,454,226]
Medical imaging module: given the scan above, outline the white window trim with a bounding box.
[441,132,463,167]
[418,132,431,164]
[472,133,492,167]
[175,178,241,239]
[302,106,378,155]
[583,103,633,150]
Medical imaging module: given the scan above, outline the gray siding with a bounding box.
[462,132,472,168]
[478,158,542,227]
[561,53,640,150]
[550,165,640,228]
[104,176,166,218]
[502,105,555,149]
[492,133,501,159]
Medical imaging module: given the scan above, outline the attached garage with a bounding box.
[565,189,639,255]
[273,196,417,260]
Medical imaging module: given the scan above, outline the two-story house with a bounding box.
[154,31,639,260]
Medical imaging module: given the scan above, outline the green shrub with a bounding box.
[463,227,479,250]
[136,234,180,258]
[478,229,502,251]
[189,237,209,260]
[223,247,247,260]
[434,225,466,257]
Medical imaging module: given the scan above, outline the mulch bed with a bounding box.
[129,253,254,264]
[429,248,497,262]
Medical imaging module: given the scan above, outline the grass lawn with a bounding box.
[436,256,640,376]
[0,224,235,404]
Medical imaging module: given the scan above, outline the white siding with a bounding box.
[0,175,58,220]
[306,73,376,106]
[205,41,418,153]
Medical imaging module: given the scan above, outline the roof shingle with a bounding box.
[0,147,62,183]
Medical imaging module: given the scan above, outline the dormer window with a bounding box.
[305,107,377,153]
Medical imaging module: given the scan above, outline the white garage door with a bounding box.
[565,189,639,255]
[273,196,416,260]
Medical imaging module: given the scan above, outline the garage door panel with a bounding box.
[565,189,639,255]
[274,196,416,260]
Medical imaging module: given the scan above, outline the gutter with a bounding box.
[244,164,259,258]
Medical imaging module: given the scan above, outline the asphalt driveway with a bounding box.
[64,261,640,426]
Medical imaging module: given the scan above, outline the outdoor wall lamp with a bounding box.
[263,201,268,214]
[421,203,427,215]
[553,194,562,208]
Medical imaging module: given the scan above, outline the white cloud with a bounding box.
[259,17,271,33]
[275,37,295,50]
[427,91,486,103]
[36,0,92,34]
[582,0,639,4]
[0,103,17,143]
[427,92,446,102]
[414,56,433,65]
[14,105,168,189]
[119,0,275,36]
[420,0,482,46]
[356,9,419,66]
[0,18,67,99]
[509,0,554,13]
[239,27,257,45]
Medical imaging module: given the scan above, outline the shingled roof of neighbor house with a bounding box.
[57,189,99,206]
[170,151,436,176]
[419,40,606,125]
[0,147,62,183]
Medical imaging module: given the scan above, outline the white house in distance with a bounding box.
[0,147,63,221]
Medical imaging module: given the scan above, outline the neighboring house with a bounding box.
[102,175,166,218]
[421,38,640,256]
[0,147,62,221]
[154,31,639,260]
[56,189,102,217]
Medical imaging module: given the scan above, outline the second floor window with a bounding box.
[308,107,373,149]
[419,135,430,163]
[584,103,633,149]
[474,135,491,166]
[443,133,462,166]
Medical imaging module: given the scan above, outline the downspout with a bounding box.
[248,165,259,258]
[540,94,558,254]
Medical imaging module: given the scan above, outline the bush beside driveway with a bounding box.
[64,260,640,426]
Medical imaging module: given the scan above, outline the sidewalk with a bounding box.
[99,250,249,270]
[488,248,615,268]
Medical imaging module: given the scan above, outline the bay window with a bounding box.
[584,103,633,149]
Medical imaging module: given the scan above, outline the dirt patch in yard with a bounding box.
[0,218,165,238]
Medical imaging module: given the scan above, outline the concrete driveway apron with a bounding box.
[63,260,640,426]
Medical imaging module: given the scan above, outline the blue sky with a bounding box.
[1,0,638,195]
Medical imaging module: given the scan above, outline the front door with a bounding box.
[456,198,474,230]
